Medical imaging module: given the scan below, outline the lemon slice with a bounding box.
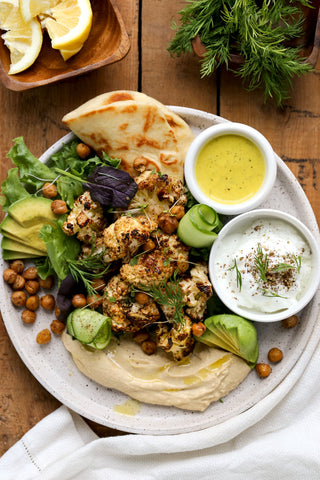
[19,0,60,22]
[0,0,42,74]
[44,0,92,51]
[60,45,81,60]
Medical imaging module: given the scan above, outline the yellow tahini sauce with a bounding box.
[195,134,265,204]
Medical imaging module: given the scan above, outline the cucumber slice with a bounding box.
[71,308,111,344]
[88,321,112,350]
[67,308,112,350]
[191,204,221,232]
[66,311,75,337]
[177,209,218,248]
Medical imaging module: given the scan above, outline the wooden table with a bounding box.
[1,0,319,455]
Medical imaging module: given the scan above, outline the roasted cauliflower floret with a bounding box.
[180,264,213,321]
[103,215,157,263]
[103,274,160,333]
[62,191,106,243]
[128,170,187,221]
[155,316,194,361]
[120,233,189,287]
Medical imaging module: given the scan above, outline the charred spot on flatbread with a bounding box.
[62,90,195,181]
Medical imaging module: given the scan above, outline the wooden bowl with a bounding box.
[192,0,320,68]
[0,0,130,91]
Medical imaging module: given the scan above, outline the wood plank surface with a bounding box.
[0,0,319,457]
[0,0,139,455]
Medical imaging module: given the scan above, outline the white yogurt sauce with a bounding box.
[214,219,312,313]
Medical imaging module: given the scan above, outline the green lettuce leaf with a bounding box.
[0,168,31,211]
[39,220,81,281]
[7,137,56,191]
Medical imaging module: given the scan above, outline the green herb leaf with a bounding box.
[0,168,31,211]
[168,0,313,105]
[228,258,242,291]
[254,244,269,282]
[138,271,185,324]
[7,137,57,190]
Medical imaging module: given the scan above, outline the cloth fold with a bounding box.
[2,314,320,479]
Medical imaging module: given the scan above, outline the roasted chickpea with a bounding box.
[51,200,68,215]
[11,290,27,307]
[133,156,147,173]
[42,182,58,199]
[158,212,179,234]
[25,280,40,295]
[55,306,61,318]
[170,205,185,220]
[133,330,150,344]
[192,322,206,337]
[50,319,66,335]
[26,295,40,312]
[40,294,55,311]
[9,260,24,274]
[135,292,150,305]
[142,239,156,252]
[76,142,91,159]
[255,363,272,378]
[23,267,38,280]
[268,347,283,363]
[3,268,17,284]
[21,309,36,324]
[91,278,106,292]
[282,315,298,329]
[141,339,157,355]
[39,276,55,290]
[72,293,87,308]
[86,294,103,309]
[36,329,51,344]
[12,275,26,291]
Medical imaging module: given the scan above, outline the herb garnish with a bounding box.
[228,259,242,291]
[260,288,288,299]
[67,251,110,296]
[138,272,185,324]
[168,0,313,105]
[254,243,269,282]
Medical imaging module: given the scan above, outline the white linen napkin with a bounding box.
[2,315,320,480]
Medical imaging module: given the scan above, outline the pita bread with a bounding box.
[62,91,194,180]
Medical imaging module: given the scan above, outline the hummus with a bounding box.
[62,331,251,411]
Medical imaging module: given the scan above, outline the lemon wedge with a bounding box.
[0,0,42,74]
[44,0,92,51]
[19,0,60,22]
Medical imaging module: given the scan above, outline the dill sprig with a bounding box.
[228,258,242,291]
[254,243,269,282]
[168,0,313,105]
[260,288,288,299]
[67,251,110,296]
[138,272,185,324]
[293,254,302,273]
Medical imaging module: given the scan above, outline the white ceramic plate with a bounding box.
[1,107,320,435]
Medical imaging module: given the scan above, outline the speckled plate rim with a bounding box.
[0,106,319,435]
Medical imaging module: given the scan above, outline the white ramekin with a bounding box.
[184,122,277,215]
[209,208,320,322]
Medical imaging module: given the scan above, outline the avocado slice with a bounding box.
[197,314,259,367]
[8,197,57,227]
[1,236,44,256]
[2,250,41,260]
[0,216,47,253]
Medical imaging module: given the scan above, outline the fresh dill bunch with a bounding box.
[67,251,110,296]
[168,0,313,105]
[138,272,185,325]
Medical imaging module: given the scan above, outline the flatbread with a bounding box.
[62,90,195,180]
